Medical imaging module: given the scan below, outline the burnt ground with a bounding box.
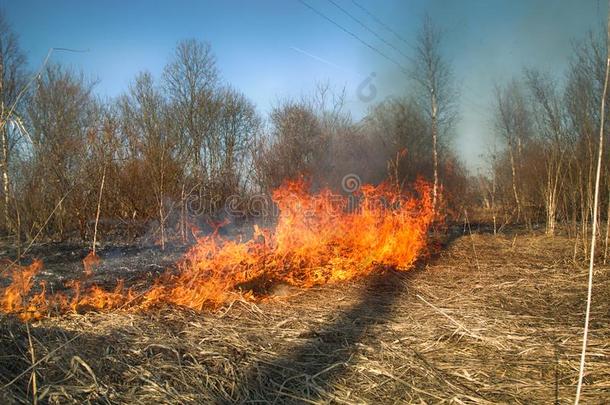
[0,240,187,296]
[1,231,610,404]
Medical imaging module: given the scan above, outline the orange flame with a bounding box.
[141,178,434,309]
[0,178,434,320]
[0,260,45,321]
[82,251,100,277]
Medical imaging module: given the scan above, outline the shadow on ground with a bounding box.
[237,270,406,403]
[234,232,462,403]
[0,320,132,404]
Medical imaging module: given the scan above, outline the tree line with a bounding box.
[480,29,610,259]
[0,12,471,246]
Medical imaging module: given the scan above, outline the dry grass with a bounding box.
[1,232,610,404]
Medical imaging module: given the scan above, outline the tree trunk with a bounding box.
[180,182,186,244]
[547,192,556,235]
[546,172,556,236]
[92,164,106,255]
[508,143,521,221]
[1,126,9,233]
[158,149,166,251]
[431,91,439,214]
[0,54,9,234]
[604,183,610,264]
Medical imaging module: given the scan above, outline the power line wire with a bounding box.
[325,0,411,62]
[297,0,408,75]
[350,0,410,46]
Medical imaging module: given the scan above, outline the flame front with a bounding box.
[0,178,434,320]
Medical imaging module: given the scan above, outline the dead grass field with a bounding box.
[1,232,609,404]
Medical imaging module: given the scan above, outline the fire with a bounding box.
[0,178,434,320]
[82,251,100,277]
[0,260,45,321]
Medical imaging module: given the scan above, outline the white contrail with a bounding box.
[289,46,363,77]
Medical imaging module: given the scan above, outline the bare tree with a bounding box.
[0,11,27,234]
[365,97,431,186]
[211,86,259,197]
[525,70,569,235]
[493,79,531,222]
[163,39,219,172]
[25,64,97,238]
[565,29,609,257]
[411,15,456,213]
[119,71,179,248]
[253,99,322,191]
[565,51,598,254]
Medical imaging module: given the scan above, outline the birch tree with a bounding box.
[493,80,531,222]
[411,15,456,213]
[526,70,569,235]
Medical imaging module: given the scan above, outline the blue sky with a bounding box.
[1,0,606,171]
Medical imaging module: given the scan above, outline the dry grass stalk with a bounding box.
[25,321,37,405]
